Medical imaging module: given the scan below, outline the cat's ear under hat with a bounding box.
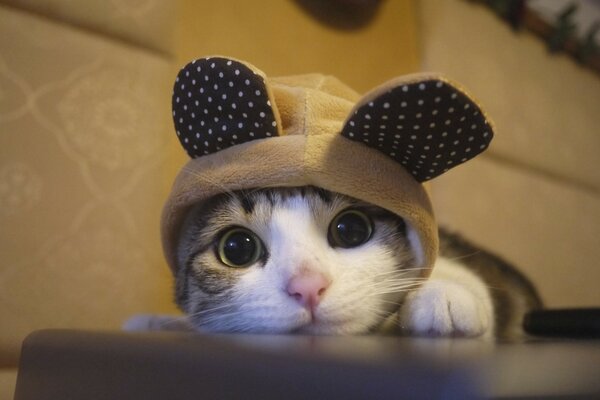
[340,75,494,182]
[172,57,283,158]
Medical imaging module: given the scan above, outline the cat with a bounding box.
[126,186,541,340]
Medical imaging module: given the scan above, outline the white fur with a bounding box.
[184,193,421,335]
[399,256,494,339]
[146,191,496,339]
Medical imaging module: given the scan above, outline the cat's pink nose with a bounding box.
[286,272,330,309]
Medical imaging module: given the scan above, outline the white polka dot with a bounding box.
[238,91,244,97]
[457,128,462,134]
[394,134,401,139]
[188,125,192,131]
[226,60,232,66]
[272,121,277,127]
[245,79,250,85]
[217,137,223,142]
[466,147,471,152]
[229,81,234,87]
[184,137,189,143]
[413,125,420,130]
[249,132,255,137]
[368,102,374,107]
[349,132,355,137]
[195,100,200,106]
[213,84,219,90]
[365,114,371,120]
[380,125,386,129]
[238,122,243,128]
[451,93,458,99]
[436,81,443,88]
[207,96,212,103]
[349,121,355,127]
[396,125,403,130]
[222,94,227,100]
[471,124,477,130]
[464,104,471,109]
[434,97,441,103]
[248,101,254,108]
[255,90,261,96]
[382,115,388,120]
[411,135,417,140]
[401,102,407,108]
[483,131,489,137]
[195,132,200,138]
[448,107,454,113]
[419,83,426,90]
[364,124,370,129]
[402,86,409,92]
[259,112,266,118]
[232,103,237,109]
[383,102,390,108]
[442,132,448,137]
[416,113,422,119]
[418,99,424,106]
[468,136,474,141]
[429,123,435,128]
[426,134,433,140]
[480,144,487,149]
[432,110,439,115]
[235,69,240,75]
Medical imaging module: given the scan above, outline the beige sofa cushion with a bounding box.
[0,4,178,368]
[2,0,176,53]
[432,156,600,308]
[419,0,600,190]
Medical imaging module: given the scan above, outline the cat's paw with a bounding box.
[400,280,491,338]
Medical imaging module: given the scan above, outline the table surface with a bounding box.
[13,329,600,400]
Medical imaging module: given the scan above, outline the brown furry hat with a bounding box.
[162,56,494,277]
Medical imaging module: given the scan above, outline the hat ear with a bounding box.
[341,75,494,182]
[172,57,282,158]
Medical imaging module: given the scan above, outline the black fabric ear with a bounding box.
[340,78,494,182]
[172,57,281,158]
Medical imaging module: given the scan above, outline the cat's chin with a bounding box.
[290,319,367,335]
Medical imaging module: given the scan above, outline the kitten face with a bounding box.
[176,187,421,334]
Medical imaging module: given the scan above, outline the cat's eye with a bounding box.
[329,209,373,249]
[217,227,264,268]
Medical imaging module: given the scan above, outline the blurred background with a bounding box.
[1,0,599,396]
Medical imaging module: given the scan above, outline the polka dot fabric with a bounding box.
[172,57,280,158]
[341,79,493,182]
